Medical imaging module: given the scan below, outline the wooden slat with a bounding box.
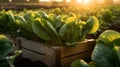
[22,49,56,67]
[61,52,88,67]
[60,39,95,58]
[19,38,56,57]
[17,38,96,67]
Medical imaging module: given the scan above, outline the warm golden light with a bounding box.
[9,0,12,2]
[66,0,71,3]
[26,0,30,2]
[37,0,119,4]
[83,0,90,4]
[113,0,120,3]
[113,0,118,3]
[54,0,63,2]
[113,0,117,2]
[97,0,104,4]
[39,0,50,2]
[77,0,91,4]
[77,0,82,3]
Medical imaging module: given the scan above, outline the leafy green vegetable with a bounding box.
[71,60,88,67]
[32,14,99,46]
[83,16,99,34]
[71,30,120,67]
[92,30,120,67]
[0,10,18,34]
[59,17,83,46]
[47,14,63,29]
[59,16,99,46]
[32,18,61,46]
[32,18,51,40]
[0,34,21,67]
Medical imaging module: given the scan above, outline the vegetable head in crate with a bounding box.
[32,15,99,46]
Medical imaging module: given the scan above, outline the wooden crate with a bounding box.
[17,38,96,67]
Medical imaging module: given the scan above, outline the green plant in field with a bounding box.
[0,10,18,35]
[14,10,48,41]
[32,14,99,46]
[15,10,48,32]
[71,30,120,67]
[59,16,99,46]
[47,13,64,30]
[0,34,21,67]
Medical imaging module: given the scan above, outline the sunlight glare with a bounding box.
[84,0,90,4]
[26,0,30,2]
[113,0,117,2]
[97,0,104,4]
[77,0,82,3]
[113,0,118,3]
[9,0,12,2]
[53,0,63,2]
[39,0,50,2]
[66,0,71,3]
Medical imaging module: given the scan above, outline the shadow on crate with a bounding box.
[14,57,48,67]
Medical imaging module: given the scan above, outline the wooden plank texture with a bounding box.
[61,52,88,67]
[17,38,96,67]
[22,49,56,67]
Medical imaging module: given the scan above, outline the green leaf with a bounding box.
[71,60,88,67]
[6,50,22,66]
[83,16,99,34]
[59,24,67,38]
[47,14,63,29]
[55,15,63,29]
[65,17,77,24]
[46,21,58,36]
[0,35,14,60]
[113,45,120,62]
[32,18,61,46]
[15,15,32,31]
[89,62,96,67]
[59,20,84,46]
[0,34,21,67]
[66,42,79,46]
[102,9,112,22]
[32,18,51,40]
[40,18,58,36]
[98,30,120,45]
[92,43,116,67]
[71,30,120,67]
[48,13,57,23]
[0,59,11,67]
[38,11,48,19]
[92,30,120,67]
[8,11,15,22]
